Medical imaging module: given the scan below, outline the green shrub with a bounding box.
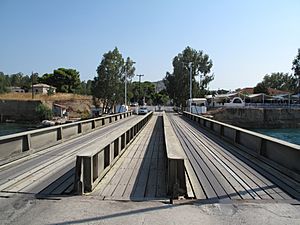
[36,104,53,121]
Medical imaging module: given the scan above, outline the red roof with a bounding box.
[239,87,254,95]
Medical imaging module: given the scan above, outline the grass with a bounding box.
[0,92,92,101]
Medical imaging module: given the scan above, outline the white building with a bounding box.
[31,83,56,94]
[8,86,25,93]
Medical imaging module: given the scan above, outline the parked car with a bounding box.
[138,107,148,115]
[130,102,138,107]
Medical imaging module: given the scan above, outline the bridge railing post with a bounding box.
[23,134,31,152]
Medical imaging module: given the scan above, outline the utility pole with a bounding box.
[125,73,127,105]
[136,74,144,105]
[31,72,34,99]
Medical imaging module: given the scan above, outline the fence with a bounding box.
[0,111,132,163]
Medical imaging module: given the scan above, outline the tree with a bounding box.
[253,82,269,94]
[40,68,80,93]
[10,72,24,87]
[121,57,136,104]
[92,47,136,112]
[292,48,300,93]
[0,72,9,93]
[164,46,213,107]
[77,79,93,95]
[0,72,40,93]
[122,57,136,80]
[31,72,39,85]
[21,74,38,91]
[128,81,156,105]
[153,91,170,105]
[261,72,296,91]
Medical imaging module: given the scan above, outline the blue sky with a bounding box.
[0,0,299,90]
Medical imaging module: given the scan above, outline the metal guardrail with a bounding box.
[162,112,187,199]
[0,111,132,162]
[183,111,300,182]
[74,112,153,194]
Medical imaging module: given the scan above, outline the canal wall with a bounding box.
[209,108,300,129]
[0,99,42,122]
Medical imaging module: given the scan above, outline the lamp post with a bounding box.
[188,62,192,113]
[136,74,144,105]
[182,62,193,112]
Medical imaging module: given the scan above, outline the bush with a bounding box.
[36,104,53,121]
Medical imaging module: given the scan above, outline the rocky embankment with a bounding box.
[208,107,300,129]
[0,94,95,122]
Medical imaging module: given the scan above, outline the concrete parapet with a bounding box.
[162,112,187,198]
[0,111,132,164]
[74,112,153,194]
[183,111,300,182]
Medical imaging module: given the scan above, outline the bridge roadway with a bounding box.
[0,111,300,224]
[0,114,139,197]
[84,112,299,201]
[168,112,299,201]
[0,111,299,202]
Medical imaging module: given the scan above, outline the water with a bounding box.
[0,123,37,136]
[1,122,299,146]
[253,128,300,146]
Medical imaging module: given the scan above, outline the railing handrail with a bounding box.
[163,111,187,199]
[74,112,153,193]
[163,111,186,159]
[183,111,300,150]
[183,111,300,182]
[78,112,152,158]
[0,111,132,141]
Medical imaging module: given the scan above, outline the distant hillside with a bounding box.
[153,80,166,93]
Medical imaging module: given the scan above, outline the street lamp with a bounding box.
[136,74,144,105]
[188,62,192,113]
[182,62,193,112]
